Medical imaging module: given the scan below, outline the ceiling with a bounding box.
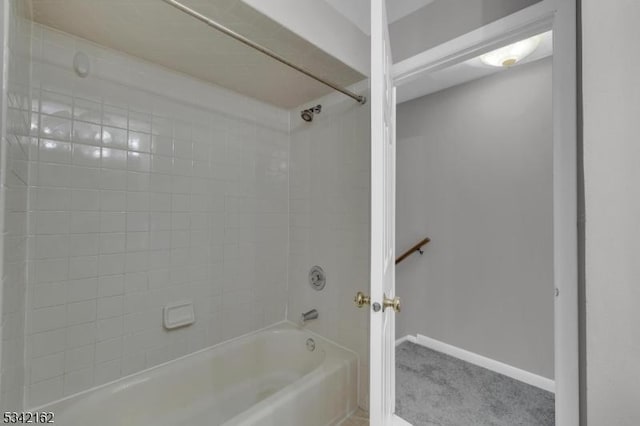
[389,0,542,62]
[323,0,435,35]
[396,31,553,104]
[31,0,365,109]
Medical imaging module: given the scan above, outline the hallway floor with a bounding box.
[396,342,555,426]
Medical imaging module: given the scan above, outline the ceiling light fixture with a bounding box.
[480,35,542,68]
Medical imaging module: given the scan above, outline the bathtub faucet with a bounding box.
[301,309,319,323]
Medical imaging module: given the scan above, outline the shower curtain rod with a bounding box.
[160,0,367,105]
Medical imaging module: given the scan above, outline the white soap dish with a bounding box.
[163,301,195,330]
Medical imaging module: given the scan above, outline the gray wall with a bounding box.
[396,58,554,379]
[583,1,640,424]
[389,0,541,62]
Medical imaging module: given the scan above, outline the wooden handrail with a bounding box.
[396,237,431,265]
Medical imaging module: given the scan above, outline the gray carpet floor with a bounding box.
[396,342,555,426]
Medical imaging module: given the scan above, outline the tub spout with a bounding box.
[301,309,319,323]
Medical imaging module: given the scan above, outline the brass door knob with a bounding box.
[354,291,371,308]
[383,294,401,312]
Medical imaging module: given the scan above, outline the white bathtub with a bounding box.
[38,322,359,426]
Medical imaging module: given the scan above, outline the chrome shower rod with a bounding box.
[160,0,367,105]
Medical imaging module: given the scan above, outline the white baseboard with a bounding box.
[396,334,555,393]
[395,335,413,346]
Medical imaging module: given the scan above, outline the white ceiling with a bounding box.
[396,31,553,104]
[31,0,364,109]
[388,0,542,62]
[323,0,435,35]
[241,0,370,75]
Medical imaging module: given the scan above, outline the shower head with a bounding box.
[301,110,313,122]
[300,105,322,122]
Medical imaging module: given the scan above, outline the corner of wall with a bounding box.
[0,0,32,412]
[285,79,371,409]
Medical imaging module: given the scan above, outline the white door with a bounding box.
[369,0,397,424]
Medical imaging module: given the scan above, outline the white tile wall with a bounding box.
[2,15,371,412]
[0,0,32,411]
[23,24,290,407]
[287,81,371,409]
